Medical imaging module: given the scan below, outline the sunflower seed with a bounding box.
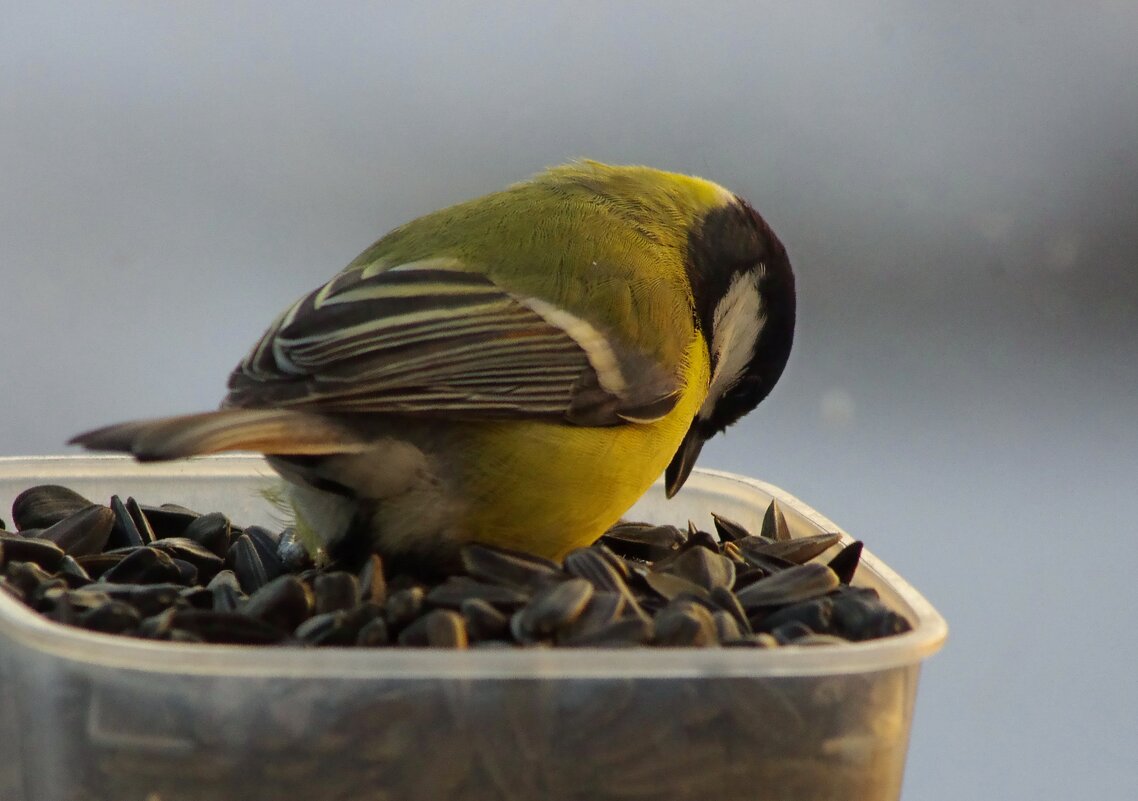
[75,551,127,579]
[79,599,142,634]
[600,522,685,561]
[711,512,751,542]
[4,560,54,597]
[227,534,273,593]
[32,582,69,616]
[171,609,290,645]
[398,609,468,648]
[0,533,66,571]
[96,582,185,617]
[769,620,815,644]
[100,546,182,585]
[830,586,912,640]
[511,578,593,642]
[11,484,94,531]
[654,600,717,647]
[172,558,200,585]
[461,544,560,590]
[0,577,23,603]
[38,590,76,619]
[356,616,390,646]
[426,576,529,610]
[737,532,843,565]
[642,570,710,603]
[385,586,425,631]
[358,553,387,606]
[662,545,735,592]
[243,527,285,581]
[183,512,232,558]
[731,565,771,591]
[295,603,381,646]
[245,525,283,556]
[827,540,864,585]
[137,503,201,539]
[179,585,214,609]
[680,526,721,555]
[425,609,468,648]
[564,547,627,593]
[39,505,115,556]
[555,590,625,644]
[591,542,632,579]
[734,563,840,611]
[460,598,511,641]
[563,547,650,623]
[241,575,314,631]
[135,607,175,639]
[107,495,145,549]
[57,554,92,587]
[206,569,245,612]
[150,537,224,584]
[311,571,357,615]
[125,497,156,544]
[755,597,835,635]
[63,588,113,614]
[713,609,744,642]
[736,546,797,574]
[760,499,792,541]
[709,586,753,635]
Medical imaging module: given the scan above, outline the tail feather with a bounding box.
[69,409,368,461]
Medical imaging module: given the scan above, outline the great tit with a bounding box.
[71,161,795,568]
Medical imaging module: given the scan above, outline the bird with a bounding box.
[71,161,795,572]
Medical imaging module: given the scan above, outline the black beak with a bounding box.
[665,422,705,498]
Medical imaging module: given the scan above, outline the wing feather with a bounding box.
[226,260,680,425]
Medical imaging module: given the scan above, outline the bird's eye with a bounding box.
[732,373,762,399]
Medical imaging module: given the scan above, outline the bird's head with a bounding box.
[666,197,796,497]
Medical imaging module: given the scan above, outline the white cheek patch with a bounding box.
[699,267,766,421]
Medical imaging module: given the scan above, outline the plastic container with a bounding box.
[0,455,946,801]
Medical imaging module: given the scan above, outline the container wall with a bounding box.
[7,641,921,801]
[0,648,25,800]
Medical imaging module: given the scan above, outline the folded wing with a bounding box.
[227,259,680,427]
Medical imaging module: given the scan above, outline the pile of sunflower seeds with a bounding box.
[0,484,910,648]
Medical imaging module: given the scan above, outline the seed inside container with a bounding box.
[2,487,911,649]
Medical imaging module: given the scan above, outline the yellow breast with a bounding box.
[457,335,710,559]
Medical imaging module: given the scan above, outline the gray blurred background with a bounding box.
[3,2,1136,798]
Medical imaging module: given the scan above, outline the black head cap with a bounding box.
[666,198,796,497]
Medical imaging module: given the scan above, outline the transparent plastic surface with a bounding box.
[0,456,947,801]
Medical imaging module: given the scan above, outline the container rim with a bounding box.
[0,455,947,679]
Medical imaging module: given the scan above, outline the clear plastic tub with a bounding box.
[0,455,946,801]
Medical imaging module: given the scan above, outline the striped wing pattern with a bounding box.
[225,261,679,425]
